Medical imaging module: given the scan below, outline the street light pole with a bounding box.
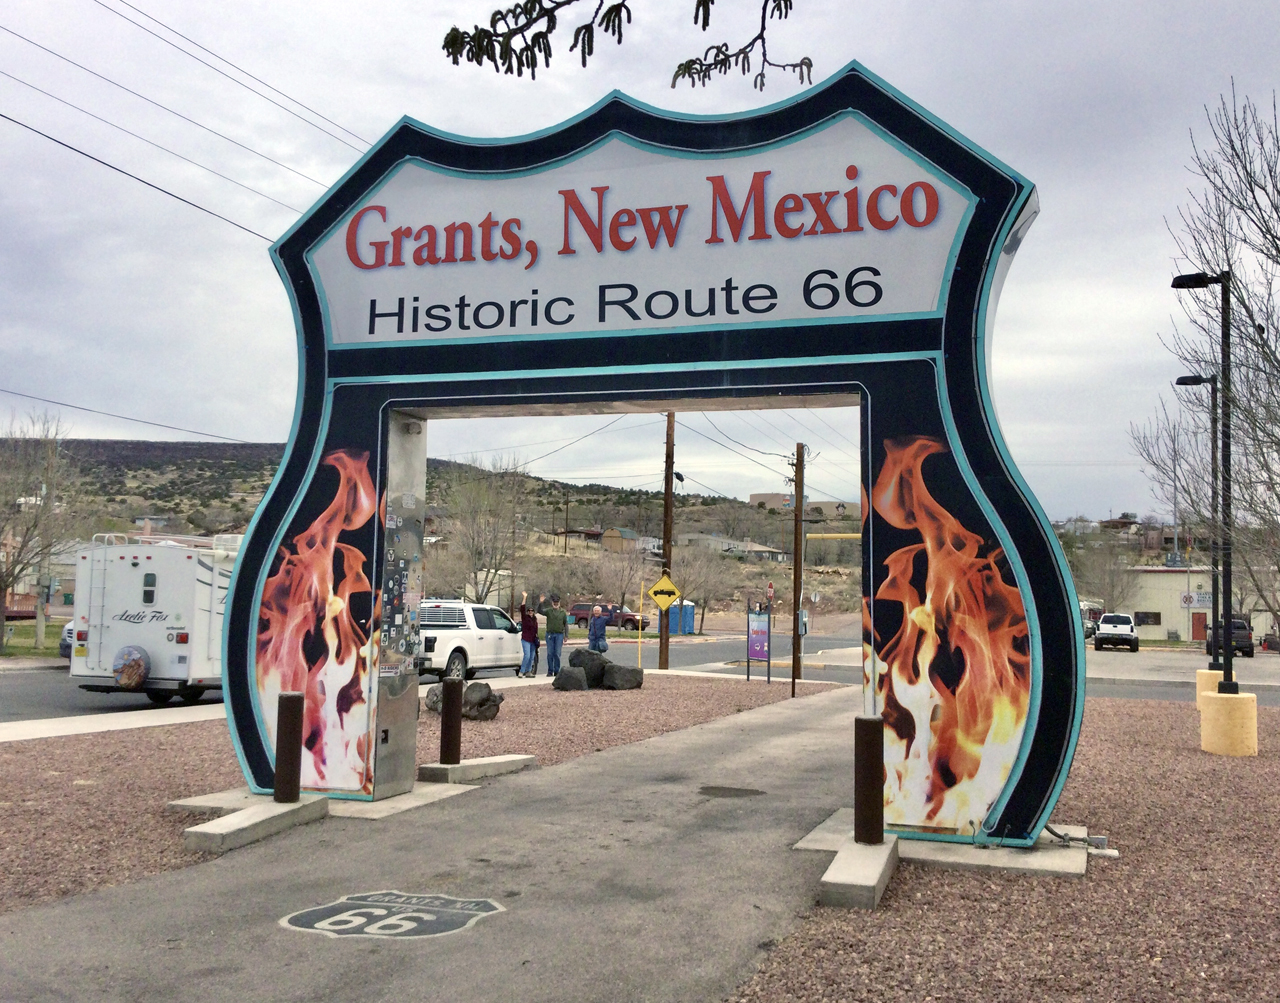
[1172,268,1235,693]
[1219,270,1236,693]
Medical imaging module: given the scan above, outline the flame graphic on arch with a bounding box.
[256,449,381,793]
[865,436,1031,835]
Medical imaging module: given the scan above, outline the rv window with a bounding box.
[143,572,156,605]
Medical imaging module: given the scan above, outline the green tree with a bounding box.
[443,0,813,90]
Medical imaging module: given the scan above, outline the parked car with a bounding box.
[1082,619,1096,640]
[1094,613,1139,652]
[567,603,651,631]
[59,620,74,658]
[1207,618,1255,658]
[414,600,523,680]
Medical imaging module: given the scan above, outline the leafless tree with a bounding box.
[1069,540,1140,615]
[0,414,78,652]
[595,546,648,608]
[1130,86,1280,625]
[672,545,735,631]
[443,0,812,91]
[438,459,525,603]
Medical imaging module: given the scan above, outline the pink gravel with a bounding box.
[0,674,825,915]
[728,698,1280,1003]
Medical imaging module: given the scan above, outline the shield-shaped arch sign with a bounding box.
[223,59,1084,847]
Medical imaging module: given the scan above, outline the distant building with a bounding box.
[554,528,603,545]
[678,532,787,563]
[133,515,172,529]
[601,527,640,552]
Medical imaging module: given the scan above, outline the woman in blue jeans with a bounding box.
[518,592,539,677]
[587,604,610,653]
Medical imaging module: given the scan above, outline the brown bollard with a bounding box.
[853,714,884,845]
[274,691,305,803]
[440,677,464,766]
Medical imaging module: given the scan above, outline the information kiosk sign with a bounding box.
[224,61,1084,844]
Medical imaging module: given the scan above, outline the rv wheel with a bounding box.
[178,687,205,705]
[146,691,174,706]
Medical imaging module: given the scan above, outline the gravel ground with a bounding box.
[0,675,825,915]
[417,675,829,766]
[728,698,1280,1003]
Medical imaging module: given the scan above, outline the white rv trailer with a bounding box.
[69,533,240,704]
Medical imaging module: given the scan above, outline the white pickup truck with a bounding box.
[1094,613,1139,652]
[414,600,524,680]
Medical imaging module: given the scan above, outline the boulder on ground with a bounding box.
[421,681,505,720]
[568,648,608,687]
[462,681,504,721]
[552,665,590,691]
[602,663,644,690]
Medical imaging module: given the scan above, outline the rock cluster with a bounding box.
[552,649,644,692]
[421,681,505,721]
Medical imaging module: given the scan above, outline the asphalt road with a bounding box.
[4,638,1276,722]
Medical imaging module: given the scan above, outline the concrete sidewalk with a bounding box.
[0,686,857,1003]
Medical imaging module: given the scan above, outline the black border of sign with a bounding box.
[226,62,1083,844]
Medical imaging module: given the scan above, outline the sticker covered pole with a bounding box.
[660,411,674,671]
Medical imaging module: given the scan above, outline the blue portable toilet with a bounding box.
[665,600,695,635]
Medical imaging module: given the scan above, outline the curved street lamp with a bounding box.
[1171,270,1236,693]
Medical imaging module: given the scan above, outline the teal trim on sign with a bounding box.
[971,186,1087,842]
[324,350,939,391]
[222,248,314,793]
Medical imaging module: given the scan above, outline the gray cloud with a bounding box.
[2,1,1275,518]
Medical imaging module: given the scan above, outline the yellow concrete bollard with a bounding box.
[1195,669,1224,711]
[1200,691,1258,757]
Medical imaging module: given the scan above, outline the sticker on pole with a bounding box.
[648,575,681,611]
[280,891,504,939]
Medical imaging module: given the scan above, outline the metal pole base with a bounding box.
[440,678,464,765]
[273,691,304,803]
[854,714,884,845]
[1217,679,1240,695]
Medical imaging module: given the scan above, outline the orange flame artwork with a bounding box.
[865,436,1031,835]
[256,449,381,793]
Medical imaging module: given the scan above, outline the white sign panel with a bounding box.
[1179,591,1213,609]
[309,115,973,346]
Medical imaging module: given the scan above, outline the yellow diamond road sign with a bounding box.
[648,575,681,612]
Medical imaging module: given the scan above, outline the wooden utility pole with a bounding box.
[792,442,804,697]
[660,411,675,671]
[563,491,569,554]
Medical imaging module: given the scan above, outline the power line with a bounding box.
[0,111,271,240]
[521,415,627,467]
[0,22,327,186]
[89,0,364,152]
[0,68,302,212]
[805,406,861,453]
[675,419,789,480]
[698,413,792,460]
[116,0,370,146]
[0,386,249,441]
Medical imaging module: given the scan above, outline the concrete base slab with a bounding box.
[327,782,475,818]
[167,786,262,817]
[897,826,1088,878]
[796,810,1089,878]
[793,807,857,850]
[418,753,536,783]
[181,795,327,854]
[818,835,898,909]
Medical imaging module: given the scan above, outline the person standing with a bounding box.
[541,593,568,676]
[587,604,610,654]
[518,591,539,677]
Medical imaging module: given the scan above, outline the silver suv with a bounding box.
[414,600,523,680]
[1094,613,1139,652]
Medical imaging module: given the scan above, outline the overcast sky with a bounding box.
[2,1,1277,519]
